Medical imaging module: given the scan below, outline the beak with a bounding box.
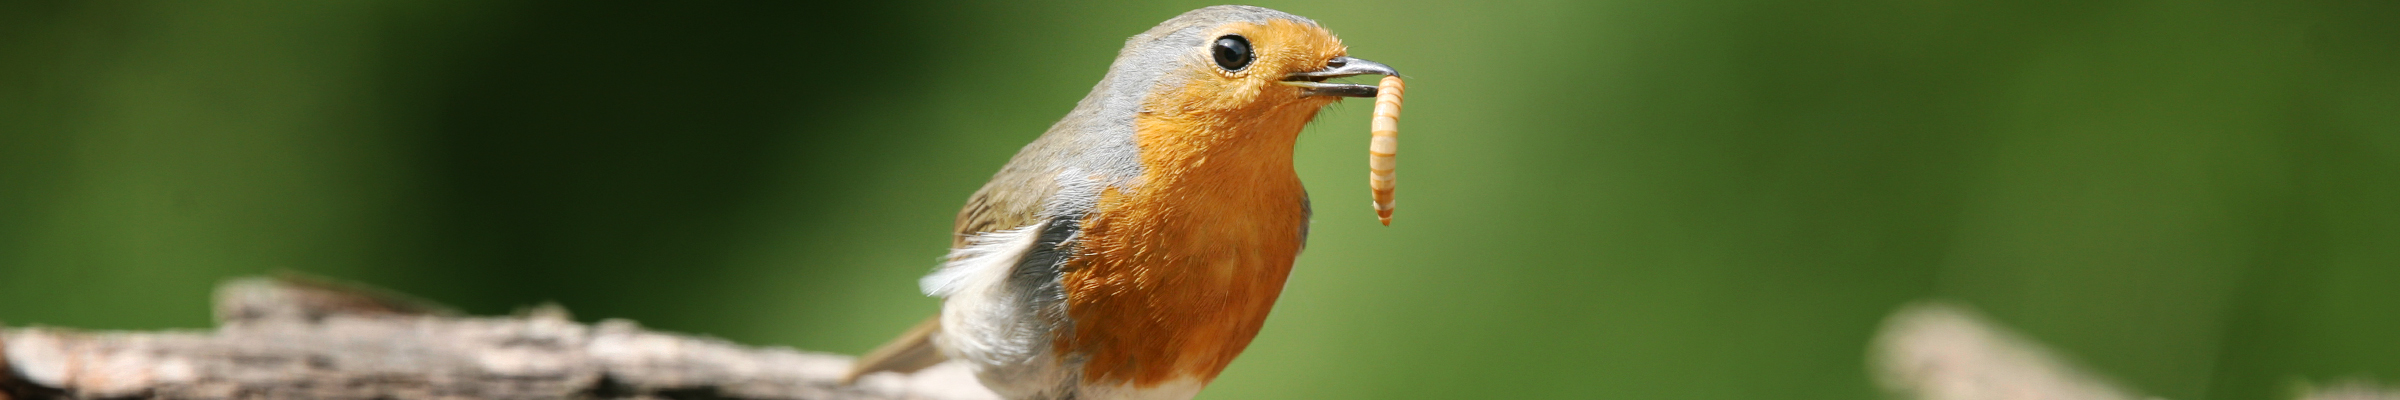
[1281,56,1401,97]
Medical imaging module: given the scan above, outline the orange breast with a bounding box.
[1055,88,1323,387]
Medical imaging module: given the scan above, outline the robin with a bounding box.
[844,5,1399,400]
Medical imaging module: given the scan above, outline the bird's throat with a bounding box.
[1051,105,1320,387]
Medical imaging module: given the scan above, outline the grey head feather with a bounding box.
[1034,5,1314,214]
[954,5,1319,241]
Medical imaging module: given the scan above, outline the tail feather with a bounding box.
[842,316,947,384]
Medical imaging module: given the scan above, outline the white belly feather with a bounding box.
[923,222,1073,399]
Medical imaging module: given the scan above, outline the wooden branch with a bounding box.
[0,277,998,400]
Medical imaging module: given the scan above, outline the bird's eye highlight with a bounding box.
[1212,35,1253,72]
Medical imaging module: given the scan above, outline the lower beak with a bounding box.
[1281,56,1401,97]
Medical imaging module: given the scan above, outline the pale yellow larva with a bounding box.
[1370,75,1403,225]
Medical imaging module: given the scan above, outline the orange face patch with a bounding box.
[1158,19,1350,117]
[1053,19,1347,387]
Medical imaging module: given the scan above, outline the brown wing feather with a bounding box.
[951,161,1060,246]
[843,316,946,384]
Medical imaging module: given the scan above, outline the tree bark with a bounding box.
[0,277,996,400]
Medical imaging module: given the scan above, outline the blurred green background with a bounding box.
[4,0,2397,399]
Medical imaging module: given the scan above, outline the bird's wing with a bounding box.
[951,165,1059,247]
[848,166,1063,383]
[841,315,946,384]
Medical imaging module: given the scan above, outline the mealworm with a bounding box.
[1370,75,1403,226]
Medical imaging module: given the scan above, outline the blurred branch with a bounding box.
[1870,302,2154,400]
[0,277,995,400]
[2303,381,2400,400]
[1870,302,2400,400]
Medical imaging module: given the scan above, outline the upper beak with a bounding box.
[1281,56,1401,97]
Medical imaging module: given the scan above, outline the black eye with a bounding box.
[1212,35,1253,72]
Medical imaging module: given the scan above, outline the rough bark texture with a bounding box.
[0,277,997,400]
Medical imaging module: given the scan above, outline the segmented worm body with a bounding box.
[1370,75,1403,225]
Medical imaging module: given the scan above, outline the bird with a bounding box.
[843,5,1399,400]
